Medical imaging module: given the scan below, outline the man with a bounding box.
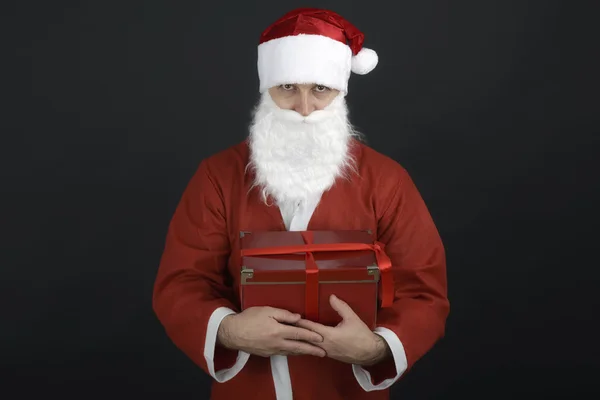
[153,7,449,400]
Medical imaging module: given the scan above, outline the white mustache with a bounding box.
[272,107,336,124]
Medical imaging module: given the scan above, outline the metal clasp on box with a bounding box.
[367,265,380,282]
[241,266,254,284]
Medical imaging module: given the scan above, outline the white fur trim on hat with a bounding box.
[257,34,353,93]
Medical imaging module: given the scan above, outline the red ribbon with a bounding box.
[300,232,319,321]
[240,238,394,310]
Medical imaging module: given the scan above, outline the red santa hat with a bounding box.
[257,8,378,94]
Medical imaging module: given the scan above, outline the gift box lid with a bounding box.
[239,230,380,284]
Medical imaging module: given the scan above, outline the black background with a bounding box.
[3,0,599,398]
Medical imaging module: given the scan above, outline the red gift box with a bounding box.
[239,230,394,330]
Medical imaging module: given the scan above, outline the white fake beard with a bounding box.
[247,91,357,208]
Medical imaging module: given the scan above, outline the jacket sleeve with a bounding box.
[353,166,450,390]
[152,161,250,381]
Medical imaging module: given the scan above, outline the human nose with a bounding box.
[294,91,316,117]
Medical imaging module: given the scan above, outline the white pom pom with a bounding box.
[351,47,378,75]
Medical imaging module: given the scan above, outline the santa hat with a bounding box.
[257,8,378,94]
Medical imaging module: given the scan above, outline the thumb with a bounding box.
[330,294,355,321]
[270,308,301,324]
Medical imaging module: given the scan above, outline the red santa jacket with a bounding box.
[152,139,449,399]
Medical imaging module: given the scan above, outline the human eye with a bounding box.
[314,85,330,93]
[280,84,295,91]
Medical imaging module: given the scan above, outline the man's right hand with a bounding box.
[217,306,326,358]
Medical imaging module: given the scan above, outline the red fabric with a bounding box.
[152,161,241,376]
[213,345,239,372]
[361,356,397,385]
[259,7,365,55]
[153,139,450,400]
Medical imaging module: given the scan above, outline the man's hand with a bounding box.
[296,294,391,366]
[217,306,327,358]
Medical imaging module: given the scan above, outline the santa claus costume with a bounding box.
[153,7,449,400]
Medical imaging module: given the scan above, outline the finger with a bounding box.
[279,325,324,343]
[269,308,302,325]
[295,319,329,336]
[279,340,327,357]
[329,294,356,321]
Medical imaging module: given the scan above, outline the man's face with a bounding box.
[268,83,340,116]
[248,82,353,206]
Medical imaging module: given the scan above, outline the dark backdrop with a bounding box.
[3,0,599,398]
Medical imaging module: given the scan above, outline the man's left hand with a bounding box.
[295,294,391,366]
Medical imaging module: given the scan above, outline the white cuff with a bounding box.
[352,327,408,391]
[203,306,250,383]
